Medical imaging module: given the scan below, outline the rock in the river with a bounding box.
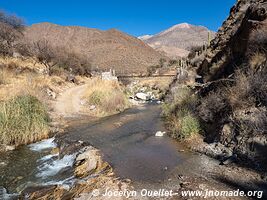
[135,92,149,101]
[74,146,110,178]
[20,143,131,200]
[0,145,15,152]
[50,147,60,155]
[157,100,162,104]
[155,131,166,137]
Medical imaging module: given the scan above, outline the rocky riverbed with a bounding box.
[1,103,267,200]
[0,137,131,200]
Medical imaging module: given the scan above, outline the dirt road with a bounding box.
[54,84,88,119]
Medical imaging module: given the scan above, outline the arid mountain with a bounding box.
[24,23,166,75]
[197,0,267,81]
[170,0,267,168]
[139,23,215,58]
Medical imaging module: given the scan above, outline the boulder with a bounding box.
[155,131,166,137]
[74,146,110,178]
[135,92,149,101]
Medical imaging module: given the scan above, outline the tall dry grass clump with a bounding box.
[0,95,50,146]
[163,86,201,139]
[84,78,129,116]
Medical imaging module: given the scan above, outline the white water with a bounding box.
[36,153,77,178]
[0,187,19,200]
[43,176,76,189]
[38,153,59,162]
[28,137,56,151]
[1,137,79,197]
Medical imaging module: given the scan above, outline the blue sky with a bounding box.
[0,0,235,36]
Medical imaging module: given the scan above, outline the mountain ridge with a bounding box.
[139,23,215,58]
[23,22,167,75]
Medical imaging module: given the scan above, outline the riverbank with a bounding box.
[0,57,131,150]
[1,103,267,199]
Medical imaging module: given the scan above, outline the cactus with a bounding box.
[208,31,211,46]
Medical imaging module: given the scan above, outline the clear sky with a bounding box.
[0,0,236,36]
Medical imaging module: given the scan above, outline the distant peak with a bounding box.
[138,35,153,40]
[175,23,191,29]
[158,23,193,36]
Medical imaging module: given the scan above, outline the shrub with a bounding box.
[147,65,160,76]
[166,108,200,139]
[249,52,266,71]
[196,62,267,142]
[0,11,25,56]
[188,45,203,59]
[88,90,105,106]
[30,40,92,76]
[180,114,201,138]
[198,91,229,122]
[248,28,267,54]
[227,67,267,109]
[0,95,49,146]
[163,86,201,139]
[49,65,67,76]
[168,59,178,66]
[84,79,129,116]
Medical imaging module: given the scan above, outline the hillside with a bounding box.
[167,0,267,169]
[139,23,215,58]
[24,23,166,75]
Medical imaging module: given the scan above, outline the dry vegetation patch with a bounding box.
[0,95,50,146]
[83,78,129,116]
[0,57,73,147]
[163,86,201,139]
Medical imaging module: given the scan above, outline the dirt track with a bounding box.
[54,84,88,119]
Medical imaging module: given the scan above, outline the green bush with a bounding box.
[167,108,200,139]
[0,95,49,146]
[180,114,201,138]
[163,86,201,139]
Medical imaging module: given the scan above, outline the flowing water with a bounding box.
[0,103,218,196]
[60,103,218,187]
[0,137,76,196]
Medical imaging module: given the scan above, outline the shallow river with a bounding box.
[0,103,217,196]
[60,103,217,187]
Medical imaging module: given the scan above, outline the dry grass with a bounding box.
[0,95,50,146]
[83,78,129,116]
[197,62,267,140]
[0,71,67,102]
[0,56,73,146]
[0,68,14,85]
[137,77,172,91]
[249,52,266,71]
[0,56,44,71]
[163,86,201,139]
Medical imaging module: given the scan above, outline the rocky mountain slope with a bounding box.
[24,23,166,75]
[139,23,215,58]
[197,0,267,81]
[170,0,267,169]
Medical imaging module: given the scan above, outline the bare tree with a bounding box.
[0,11,25,56]
[31,40,61,74]
[31,40,92,76]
